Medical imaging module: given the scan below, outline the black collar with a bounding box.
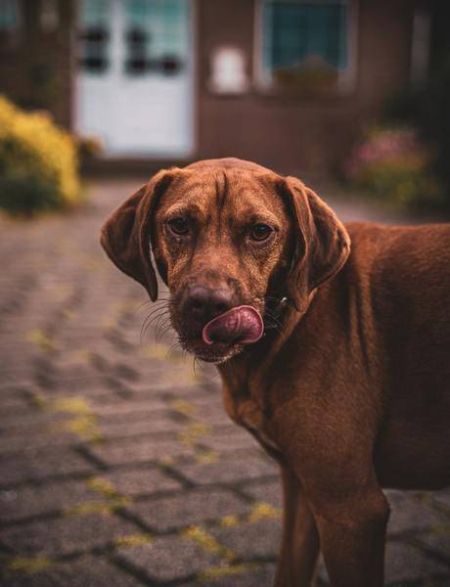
[264,295,293,330]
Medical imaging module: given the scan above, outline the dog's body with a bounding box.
[101,158,450,586]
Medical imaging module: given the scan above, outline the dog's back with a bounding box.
[345,222,450,489]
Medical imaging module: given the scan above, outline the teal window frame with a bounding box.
[258,0,356,93]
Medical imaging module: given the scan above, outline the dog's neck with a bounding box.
[214,299,300,449]
[218,300,299,389]
[217,287,318,394]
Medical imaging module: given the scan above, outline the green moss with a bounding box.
[26,329,56,352]
[178,422,211,445]
[182,526,235,562]
[115,533,153,547]
[87,477,120,499]
[199,563,258,582]
[248,502,281,523]
[170,398,195,416]
[195,449,218,464]
[220,515,240,528]
[7,556,52,574]
[48,396,102,443]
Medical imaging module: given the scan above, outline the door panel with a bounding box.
[76,0,194,157]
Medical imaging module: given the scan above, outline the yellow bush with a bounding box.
[0,95,80,215]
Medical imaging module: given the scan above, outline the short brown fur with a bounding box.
[101,158,450,586]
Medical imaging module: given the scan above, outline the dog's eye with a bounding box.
[167,217,189,236]
[249,223,273,241]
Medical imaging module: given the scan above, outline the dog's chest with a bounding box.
[224,392,280,454]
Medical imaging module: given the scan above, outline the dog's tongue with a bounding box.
[202,305,264,346]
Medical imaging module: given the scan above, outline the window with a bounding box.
[124,0,188,75]
[0,0,19,31]
[258,0,356,95]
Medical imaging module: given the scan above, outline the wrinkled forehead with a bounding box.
[157,169,287,223]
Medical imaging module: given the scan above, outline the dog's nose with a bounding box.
[183,285,233,325]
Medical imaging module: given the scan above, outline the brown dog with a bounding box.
[100,158,450,586]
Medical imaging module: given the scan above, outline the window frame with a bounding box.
[253,0,359,97]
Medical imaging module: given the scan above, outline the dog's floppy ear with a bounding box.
[100,169,176,301]
[281,176,351,312]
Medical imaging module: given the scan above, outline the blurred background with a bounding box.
[0,1,449,586]
[1,0,450,207]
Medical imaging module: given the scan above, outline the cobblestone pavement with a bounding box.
[0,179,449,587]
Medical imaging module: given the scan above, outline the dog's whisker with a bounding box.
[140,309,170,343]
[135,298,170,314]
[139,304,170,320]
[154,318,173,342]
[140,311,171,343]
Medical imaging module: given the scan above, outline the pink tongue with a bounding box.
[202,305,264,346]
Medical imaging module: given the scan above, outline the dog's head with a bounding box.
[100,158,350,363]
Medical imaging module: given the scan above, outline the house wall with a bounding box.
[0,0,75,127]
[196,0,415,176]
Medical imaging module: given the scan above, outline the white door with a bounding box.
[75,0,194,157]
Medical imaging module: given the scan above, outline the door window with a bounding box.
[79,0,111,73]
[124,0,188,75]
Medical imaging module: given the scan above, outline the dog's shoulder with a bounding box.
[340,221,450,316]
[344,221,450,267]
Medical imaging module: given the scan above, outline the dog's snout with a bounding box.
[183,285,233,325]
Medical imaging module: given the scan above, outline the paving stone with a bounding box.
[1,512,139,557]
[0,411,71,434]
[415,526,450,562]
[386,490,444,536]
[188,405,230,427]
[48,368,107,393]
[198,429,261,452]
[102,466,182,497]
[89,438,195,467]
[315,554,330,585]
[430,489,450,512]
[177,455,277,486]
[117,535,220,583]
[210,519,281,560]
[0,399,34,420]
[128,488,249,532]
[0,430,78,456]
[241,478,282,508]
[2,555,144,587]
[124,381,198,399]
[98,416,185,441]
[169,387,218,402]
[0,383,31,399]
[179,563,276,587]
[93,399,170,420]
[384,542,449,585]
[0,448,93,488]
[0,479,104,523]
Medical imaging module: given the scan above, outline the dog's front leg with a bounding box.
[312,486,389,587]
[275,465,320,587]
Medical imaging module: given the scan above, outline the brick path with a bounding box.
[0,179,449,587]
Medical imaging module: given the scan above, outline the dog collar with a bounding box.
[264,295,292,330]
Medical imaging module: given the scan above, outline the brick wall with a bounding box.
[0,0,75,128]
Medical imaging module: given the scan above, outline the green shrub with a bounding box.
[0,95,80,216]
[344,126,442,210]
